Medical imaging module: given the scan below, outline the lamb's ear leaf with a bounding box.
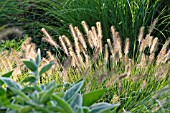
[64,80,84,102]
[0,77,21,90]
[52,95,74,113]
[89,102,120,113]
[23,61,37,72]
[39,62,54,76]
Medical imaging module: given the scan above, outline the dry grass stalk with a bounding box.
[68,48,80,68]
[47,51,60,68]
[149,53,155,64]
[126,59,132,76]
[59,36,68,56]
[112,32,119,52]
[74,27,87,50]
[114,33,122,59]
[107,39,114,56]
[77,54,85,68]
[104,44,109,64]
[13,67,21,81]
[139,53,147,67]
[21,38,37,60]
[145,34,152,47]
[124,38,130,63]
[73,35,80,56]
[96,22,102,53]
[124,38,130,56]
[81,21,89,35]
[41,28,59,49]
[150,37,158,53]
[91,26,99,48]
[87,31,94,49]
[62,35,72,48]
[162,50,170,63]
[138,26,145,44]
[139,39,146,52]
[148,36,153,48]
[149,17,158,34]
[79,44,89,66]
[69,25,80,56]
[111,26,116,43]
[69,24,77,39]
[157,40,170,64]
[162,40,170,50]
[88,30,96,48]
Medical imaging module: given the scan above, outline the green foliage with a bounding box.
[0,49,119,113]
[1,0,169,55]
[22,49,54,84]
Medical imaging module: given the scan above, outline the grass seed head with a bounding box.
[124,38,130,56]
[149,17,158,34]
[150,37,158,53]
[81,21,89,35]
[138,26,145,44]
[75,27,87,50]
[59,36,68,56]
[41,28,59,49]
[104,44,109,64]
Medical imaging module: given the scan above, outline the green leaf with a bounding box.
[39,62,54,76]
[10,87,31,102]
[76,107,84,113]
[0,71,13,86]
[36,48,41,66]
[20,106,33,113]
[2,70,13,77]
[89,102,120,113]
[82,107,89,113]
[0,87,10,106]
[0,77,21,90]
[21,86,35,94]
[6,104,23,111]
[70,94,82,112]
[21,76,36,84]
[53,92,64,98]
[83,89,106,106]
[46,80,56,89]
[52,95,74,113]
[23,61,37,72]
[30,91,39,104]
[39,85,55,104]
[48,106,65,112]
[64,80,84,102]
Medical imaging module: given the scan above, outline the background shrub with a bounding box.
[0,0,169,56]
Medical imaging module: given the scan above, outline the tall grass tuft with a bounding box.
[1,0,169,56]
[0,20,169,112]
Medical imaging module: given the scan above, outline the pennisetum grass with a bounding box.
[0,19,169,112]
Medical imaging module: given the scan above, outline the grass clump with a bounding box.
[0,19,169,112]
[0,0,169,56]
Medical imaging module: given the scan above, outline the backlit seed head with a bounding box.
[81,21,89,35]
[149,17,158,34]
[124,38,130,55]
[138,26,145,44]
[150,37,158,53]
